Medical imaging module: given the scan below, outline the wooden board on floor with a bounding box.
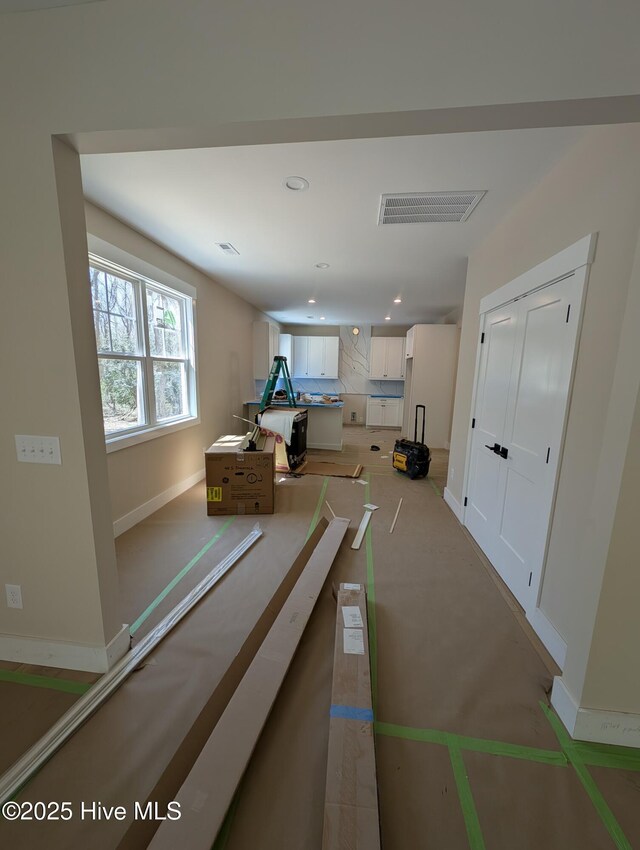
[299,461,363,478]
[322,585,380,849]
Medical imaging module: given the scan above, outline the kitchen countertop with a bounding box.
[245,400,344,408]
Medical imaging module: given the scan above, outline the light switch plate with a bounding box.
[6,584,23,609]
[15,435,62,465]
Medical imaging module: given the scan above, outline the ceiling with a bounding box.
[80,127,585,326]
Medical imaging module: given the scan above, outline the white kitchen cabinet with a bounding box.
[405,326,415,359]
[278,333,293,371]
[253,321,280,379]
[292,336,340,378]
[369,337,406,379]
[366,396,404,428]
[402,324,459,448]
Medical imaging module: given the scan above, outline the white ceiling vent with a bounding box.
[215,242,239,255]
[378,191,486,225]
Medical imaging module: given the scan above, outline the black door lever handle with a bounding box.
[485,443,500,454]
[499,446,509,459]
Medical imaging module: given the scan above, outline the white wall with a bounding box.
[85,204,265,526]
[447,124,640,711]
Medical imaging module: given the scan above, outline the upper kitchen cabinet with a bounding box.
[292,336,340,378]
[253,321,280,380]
[369,337,406,379]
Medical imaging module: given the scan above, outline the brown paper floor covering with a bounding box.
[1,426,638,849]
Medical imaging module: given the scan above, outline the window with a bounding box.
[89,256,197,446]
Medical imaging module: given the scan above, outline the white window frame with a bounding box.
[89,253,199,452]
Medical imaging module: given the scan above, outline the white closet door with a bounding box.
[492,276,577,607]
[465,304,519,561]
[466,275,580,610]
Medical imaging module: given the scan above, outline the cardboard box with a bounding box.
[148,517,350,850]
[205,434,275,516]
[322,584,381,850]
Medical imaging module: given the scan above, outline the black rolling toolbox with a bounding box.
[392,404,431,479]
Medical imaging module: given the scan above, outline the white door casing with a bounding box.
[461,234,596,667]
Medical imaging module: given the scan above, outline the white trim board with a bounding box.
[551,676,640,748]
[527,607,567,669]
[0,624,130,674]
[113,468,205,537]
[479,233,597,314]
[443,487,463,522]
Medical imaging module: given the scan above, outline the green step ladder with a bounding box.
[259,355,297,412]
[244,356,297,451]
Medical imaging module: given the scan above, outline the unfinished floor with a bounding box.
[2,426,640,849]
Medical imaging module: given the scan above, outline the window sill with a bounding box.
[105,416,200,453]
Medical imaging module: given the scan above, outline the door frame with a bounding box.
[460,234,597,668]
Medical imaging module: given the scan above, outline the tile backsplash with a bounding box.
[255,324,404,398]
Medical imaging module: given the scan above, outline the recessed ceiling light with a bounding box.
[394,297,402,303]
[384,316,391,321]
[284,176,309,191]
[315,263,330,269]
[320,316,326,321]
[352,327,360,336]
[308,299,316,304]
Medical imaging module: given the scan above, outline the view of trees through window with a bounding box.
[89,262,195,438]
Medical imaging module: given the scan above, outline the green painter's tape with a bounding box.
[305,477,329,542]
[450,744,487,850]
[375,721,449,747]
[428,477,442,497]
[0,669,92,696]
[541,702,631,850]
[572,743,640,772]
[364,474,378,717]
[374,721,566,766]
[130,516,236,635]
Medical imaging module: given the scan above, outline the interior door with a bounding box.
[492,276,577,607]
[465,304,518,561]
[465,275,579,611]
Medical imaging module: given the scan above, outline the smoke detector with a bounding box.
[378,191,486,225]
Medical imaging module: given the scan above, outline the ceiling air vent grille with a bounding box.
[378,191,486,225]
[215,242,239,255]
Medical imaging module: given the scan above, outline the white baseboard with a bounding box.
[308,442,343,451]
[0,623,130,674]
[113,468,205,537]
[527,607,567,669]
[551,676,640,747]
[550,676,579,736]
[443,487,463,522]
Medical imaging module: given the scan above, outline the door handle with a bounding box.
[485,443,500,454]
[499,446,509,459]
